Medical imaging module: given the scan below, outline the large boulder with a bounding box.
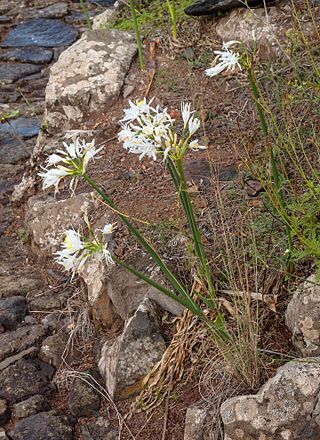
[214,7,291,61]
[26,192,99,255]
[286,274,320,357]
[98,299,166,400]
[79,252,183,330]
[44,29,137,134]
[221,358,320,440]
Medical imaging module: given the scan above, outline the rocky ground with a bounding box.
[1,0,320,439]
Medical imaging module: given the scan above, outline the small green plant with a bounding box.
[0,109,19,123]
[79,0,93,31]
[129,0,144,69]
[166,0,177,38]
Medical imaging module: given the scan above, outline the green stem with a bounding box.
[113,256,205,318]
[129,0,144,69]
[166,0,177,39]
[79,0,93,31]
[169,158,216,301]
[83,173,188,297]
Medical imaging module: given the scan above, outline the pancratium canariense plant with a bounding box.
[38,106,230,342]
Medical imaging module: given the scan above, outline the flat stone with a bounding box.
[92,4,120,29]
[0,134,33,164]
[0,48,53,64]
[0,399,10,426]
[0,274,42,298]
[13,395,50,419]
[0,347,38,373]
[2,19,79,48]
[0,63,41,82]
[45,29,137,133]
[26,192,99,255]
[98,299,166,400]
[221,358,320,440]
[19,2,68,20]
[185,0,272,16]
[0,118,40,138]
[8,411,73,440]
[29,290,69,312]
[38,332,69,369]
[0,16,11,23]
[81,416,118,440]
[0,295,28,330]
[0,324,47,362]
[0,358,55,403]
[68,375,101,418]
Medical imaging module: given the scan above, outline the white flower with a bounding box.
[101,224,114,235]
[38,167,71,190]
[39,138,101,191]
[103,247,114,266]
[121,98,154,122]
[189,140,206,151]
[205,41,241,78]
[55,250,78,271]
[181,102,193,128]
[62,229,83,254]
[188,116,200,136]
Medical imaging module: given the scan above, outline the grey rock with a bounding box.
[0,16,11,23]
[44,29,137,133]
[0,63,41,83]
[41,312,69,331]
[98,299,166,400]
[81,416,118,440]
[123,84,135,98]
[39,332,69,369]
[181,47,196,60]
[19,2,68,20]
[184,401,216,440]
[0,399,10,426]
[0,428,8,439]
[185,0,272,16]
[92,4,120,29]
[0,324,46,362]
[0,358,55,403]
[2,19,78,48]
[0,48,53,64]
[286,274,320,356]
[8,411,73,440]
[0,347,38,373]
[215,7,290,61]
[0,274,42,298]
[68,376,101,418]
[13,395,50,419]
[26,192,99,255]
[29,290,69,312]
[0,134,32,164]
[0,295,27,330]
[221,358,320,440]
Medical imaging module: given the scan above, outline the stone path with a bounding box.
[0,1,119,438]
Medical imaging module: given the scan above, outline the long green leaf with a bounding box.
[113,256,205,318]
[83,174,188,298]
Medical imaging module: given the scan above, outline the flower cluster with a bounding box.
[205,41,241,77]
[55,224,114,273]
[118,99,206,161]
[38,138,102,192]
